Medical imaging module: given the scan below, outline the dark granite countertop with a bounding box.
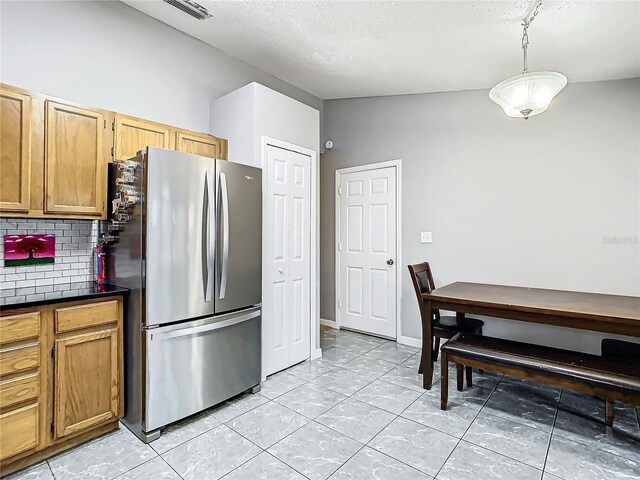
[1,282,129,309]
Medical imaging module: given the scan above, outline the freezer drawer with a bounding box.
[144,307,261,432]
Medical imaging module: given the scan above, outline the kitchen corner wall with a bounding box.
[0,219,98,303]
[321,78,640,352]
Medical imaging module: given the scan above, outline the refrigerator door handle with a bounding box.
[219,171,229,299]
[202,171,214,302]
[150,309,260,340]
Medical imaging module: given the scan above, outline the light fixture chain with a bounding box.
[521,0,543,73]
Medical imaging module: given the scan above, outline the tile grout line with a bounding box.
[243,341,421,478]
[552,390,640,464]
[540,387,562,480]
[431,370,501,479]
[158,455,186,480]
[45,460,56,480]
[197,422,266,479]
[217,450,311,480]
[450,375,557,473]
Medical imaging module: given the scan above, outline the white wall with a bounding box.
[321,78,640,353]
[0,0,322,134]
[210,83,320,167]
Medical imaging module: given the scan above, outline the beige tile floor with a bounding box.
[6,328,639,480]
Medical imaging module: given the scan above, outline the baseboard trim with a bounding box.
[320,318,337,329]
[311,347,322,360]
[397,335,421,348]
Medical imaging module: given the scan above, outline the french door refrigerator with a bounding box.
[109,147,262,443]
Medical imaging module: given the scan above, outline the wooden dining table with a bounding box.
[420,282,640,389]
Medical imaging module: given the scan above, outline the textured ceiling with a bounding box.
[123,0,640,99]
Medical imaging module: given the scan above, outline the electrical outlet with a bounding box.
[421,231,432,243]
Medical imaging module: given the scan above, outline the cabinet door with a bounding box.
[45,101,106,216]
[175,130,222,159]
[114,115,170,161]
[54,327,118,439]
[0,403,39,461]
[0,88,31,212]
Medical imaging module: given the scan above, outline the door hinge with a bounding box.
[103,119,107,129]
[338,243,342,251]
[50,422,54,434]
[338,186,342,195]
[111,146,114,157]
[338,299,342,309]
[51,346,56,358]
[112,120,115,131]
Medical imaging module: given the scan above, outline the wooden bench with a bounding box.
[440,333,640,426]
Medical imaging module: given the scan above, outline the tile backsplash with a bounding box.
[0,218,98,299]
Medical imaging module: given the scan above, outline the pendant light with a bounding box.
[489,0,567,119]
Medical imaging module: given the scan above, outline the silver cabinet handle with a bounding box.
[219,172,229,299]
[206,170,214,301]
[151,310,260,340]
[201,173,209,301]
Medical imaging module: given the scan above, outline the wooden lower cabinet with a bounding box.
[54,327,119,439]
[0,296,124,476]
[0,403,40,460]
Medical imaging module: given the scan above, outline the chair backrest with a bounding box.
[407,262,438,320]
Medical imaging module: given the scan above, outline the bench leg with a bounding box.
[456,364,463,392]
[605,399,614,427]
[418,349,424,374]
[465,366,473,387]
[441,351,448,410]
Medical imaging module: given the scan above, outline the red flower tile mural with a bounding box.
[4,234,55,267]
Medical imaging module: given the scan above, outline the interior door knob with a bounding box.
[387,259,394,266]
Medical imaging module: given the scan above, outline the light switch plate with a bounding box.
[421,231,432,243]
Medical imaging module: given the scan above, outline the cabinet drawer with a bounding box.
[0,344,40,377]
[0,403,39,460]
[55,300,118,333]
[0,312,40,345]
[0,373,39,409]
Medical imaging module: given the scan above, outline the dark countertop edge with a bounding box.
[1,284,129,311]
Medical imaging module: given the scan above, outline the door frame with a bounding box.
[261,136,320,374]
[335,159,402,340]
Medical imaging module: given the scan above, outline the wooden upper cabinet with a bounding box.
[0,88,32,212]
[53,327,119,439]
[114,115,170,161]
[45,101,107,217]
[175,130,223,159]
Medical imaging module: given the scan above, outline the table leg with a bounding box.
[441,350,448,410]
[421,298,434,389]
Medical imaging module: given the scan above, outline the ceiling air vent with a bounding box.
[163,0,212,20]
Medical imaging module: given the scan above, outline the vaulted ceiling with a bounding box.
[123,0,640,99]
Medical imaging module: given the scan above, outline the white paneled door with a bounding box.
[338,166,397,338]
[263,144,311,376]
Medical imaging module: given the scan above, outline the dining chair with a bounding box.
[408,262,484,386]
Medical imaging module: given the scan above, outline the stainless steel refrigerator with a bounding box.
[109,147,262,443]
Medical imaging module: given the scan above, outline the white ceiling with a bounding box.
[123,0,640,99]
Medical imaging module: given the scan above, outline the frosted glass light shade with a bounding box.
[489,71,567,119]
